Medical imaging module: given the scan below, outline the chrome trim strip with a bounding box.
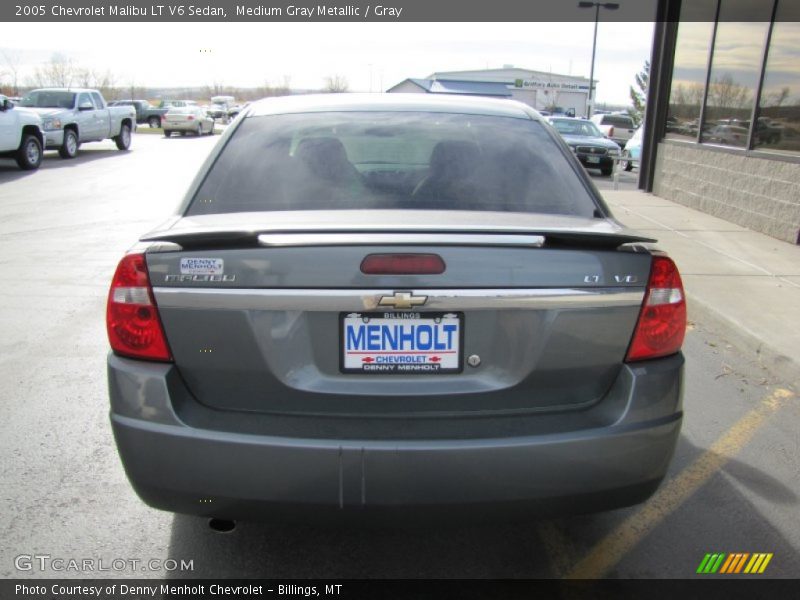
[257,233,546,248]
[153,287,644,311]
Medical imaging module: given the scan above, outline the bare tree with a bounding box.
[205,81,228,97]
[1,49,22,95]
[31,53,76,88]
[323,75,349,93]
[252,75,292,100]
[670,82,707,119]
[763,86,790,108]
[707,73,750,111]
[72,66,117,98]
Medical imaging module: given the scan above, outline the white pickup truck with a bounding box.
[18,88,136,158]
[0,95,45,170]
[590,113,637,148]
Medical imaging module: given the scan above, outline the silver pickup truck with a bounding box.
[0,94,45,170]
[18,88,136,158]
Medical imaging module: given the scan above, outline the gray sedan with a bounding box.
[107,94,686,522]
[162,106,214,137]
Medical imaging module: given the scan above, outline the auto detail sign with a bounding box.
[514,79,589,91]
[341,312,462,374]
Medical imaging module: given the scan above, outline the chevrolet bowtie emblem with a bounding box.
[378,292,428,310]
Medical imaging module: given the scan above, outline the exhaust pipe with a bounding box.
[208,518,236,533]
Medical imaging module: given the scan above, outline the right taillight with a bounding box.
[625,255,686,362]
[106,253,172,362]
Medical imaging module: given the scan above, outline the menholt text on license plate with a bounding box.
[341,312,463,374]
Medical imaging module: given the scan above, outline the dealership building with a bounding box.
[387,67,592,117]
[388,2,800,246]
[643,0,800,244]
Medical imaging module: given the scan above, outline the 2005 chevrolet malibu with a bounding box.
[107,94,686,519]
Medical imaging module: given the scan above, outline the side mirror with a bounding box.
[0,98,12,111]
[78,101,94,111]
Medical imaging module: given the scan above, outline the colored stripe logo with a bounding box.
[697,553,773,574]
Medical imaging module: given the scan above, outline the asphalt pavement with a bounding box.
[0,134,797,580]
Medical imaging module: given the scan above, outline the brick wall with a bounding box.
[653,142,800,244]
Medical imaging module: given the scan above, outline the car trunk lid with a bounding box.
[146,212,653,417]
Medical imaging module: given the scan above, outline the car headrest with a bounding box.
[427,140,481,180]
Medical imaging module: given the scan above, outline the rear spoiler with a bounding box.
[141,229,656,251]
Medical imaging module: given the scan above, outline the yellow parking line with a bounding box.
[537,519,577,578]
[566,387,794,579]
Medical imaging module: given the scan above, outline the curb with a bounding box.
[687,292,799,389]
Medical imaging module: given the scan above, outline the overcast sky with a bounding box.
[1,21,655,105]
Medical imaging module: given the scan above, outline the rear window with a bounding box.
[551,119,603,137]
[186,111,598,217]
[602,115,634,128]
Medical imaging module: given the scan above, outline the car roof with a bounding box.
[246,93,539,121]
[30,88,98,94]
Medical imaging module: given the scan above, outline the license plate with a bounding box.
[341,312,462,374]
[586,155,600,164]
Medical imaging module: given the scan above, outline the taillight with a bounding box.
[625,255,686,362]
[106,253,172,361]
[608,126,615,139]
[361,253,446,275]
[187,115,195,120]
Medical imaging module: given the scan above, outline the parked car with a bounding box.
[19,88,135,158]
[0,94,45,170]
[591,113,637,147]
[548,116,621,176]
[206,102,228,120]
[621,126,643,171]
[706,124,748,146]
[162,106,215,137]
[722,117,784,145]
[227,103,248,119]
[755,117,784,144]
[107,94,686,521]
[110,99,169,128]
[160,100,198,109]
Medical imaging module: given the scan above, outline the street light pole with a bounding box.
[579,1,620,118]
[588,4,599,118]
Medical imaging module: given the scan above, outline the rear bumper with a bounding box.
[164,121,201,132]
[108,353,683,519]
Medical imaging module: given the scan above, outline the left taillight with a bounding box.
[106,253,172,362]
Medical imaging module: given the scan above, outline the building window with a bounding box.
[700,1,772,148]
[754,1,800,155]
[665,1,717,141]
